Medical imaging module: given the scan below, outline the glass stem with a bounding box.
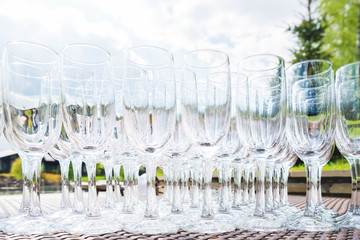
[190,163,201,208]
[304,163,319,217]
[232,164,242,209]
[354,159,360,215]
[103,160,114,209]
[181,166,190,203]
[272,164,281,210]
[317,165,322,208]
[171,160,183,213]
[123,162,134,213]
[113,163,122,204]
[241,167,249,205]
[72,159,85,213]
[30,158,42,217]
[19,157,31,213]
[265,162,274,212]
[280,165,289,206]
[219,161,232,213]
[59,160,71,209]
[201,162,214,218]
[131,163,140,206]
[144,161,158,218]
[254,160,266,217]
[249,168,255,203]
[85,160,100,217]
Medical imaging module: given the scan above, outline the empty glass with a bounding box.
[1,41,62,234]
[181,49,233,233]
[335,61,360,228]
[123,46,178,234]
[61,44,120,234]
[286,59,338,231]
[236,54,287,231]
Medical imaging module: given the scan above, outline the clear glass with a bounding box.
[112,65,144,224]
[181,49,233,233]
[216,72,247,222]
[162,68,193,225]
[236,54,287,231]
[47,129,73,224]
[123,46,178,234]
[61,44,121,234]
[1,41,62,234]
[286,59,338,231]
[334,61,360,228]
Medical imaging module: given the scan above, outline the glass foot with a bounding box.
[65,215,123,234]
[116,212,143,224]
[182,218,235,233]
[2,214,59,234]
[123,218,179,234]
[46,208,72,222]
[236,214,286,231]
[316,204,340,221]
[163,212,188,225]
[287,215,339,231]
[336,212,360,228]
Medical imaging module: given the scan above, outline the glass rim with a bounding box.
[336,61,360,74]
[287,59,333,77]
[125,45,173,68]
[292,77,330,90]
[61,43,111,65]
[183,48,229,70]
[8,62,47,79]
[4,40,59,65]
[238,53,284,73]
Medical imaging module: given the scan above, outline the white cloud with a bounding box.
[0,0,302,67]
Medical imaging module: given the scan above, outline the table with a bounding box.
[0,193,357,239]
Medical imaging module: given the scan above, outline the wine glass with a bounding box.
[181,49,233,233]
[61,44,121,234]
[236,54,287,231]
[161,68,193,224]
[112,65,143,224]
[335,61,360,228]
[47,127,72,223]
[0,57,6,224]
[286,59,338,231]
[1,41,62,234]
[216,72,247,222]
[123,46,178,234]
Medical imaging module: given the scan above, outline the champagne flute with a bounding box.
[181,49,233,233]
[236,54,287,231]
[61,44,121,234]
[1,41,62,234]
[123,46,178,234]
[286,59,338,231]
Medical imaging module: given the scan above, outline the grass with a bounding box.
[41,173,61,184]
[0,173,11,178]
[290,157,350,171]
[81,176,106,182]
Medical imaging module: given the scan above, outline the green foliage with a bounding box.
[10,158,22,180]
[319,0,360,70]
[68,161,74,181]
[291,147,350,171]
[288,0,331,63]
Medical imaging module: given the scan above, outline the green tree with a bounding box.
[10,158,22,180]
[288,0,331,63]
[319,0,360,70]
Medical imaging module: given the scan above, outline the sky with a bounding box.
[0,0,304,151]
